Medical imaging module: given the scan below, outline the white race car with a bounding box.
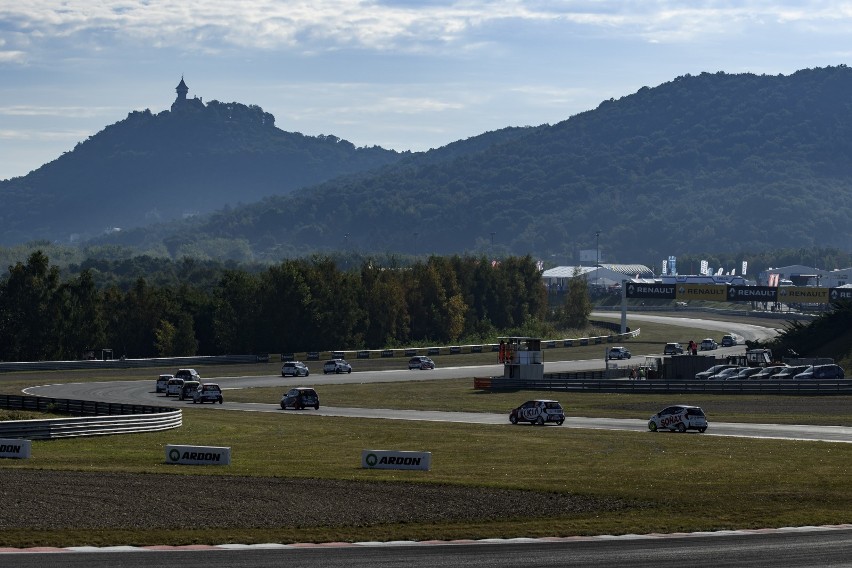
[648,405,708,433]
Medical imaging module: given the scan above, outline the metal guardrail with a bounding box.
[0,395,182,439]
[480,377,852,395]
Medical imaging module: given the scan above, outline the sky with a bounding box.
[2,1,852,181]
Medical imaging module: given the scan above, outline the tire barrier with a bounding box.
[0,395,182,439]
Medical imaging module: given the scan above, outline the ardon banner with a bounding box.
[362,449,431,471]
[777,286,831,304]
[166,444,231,466]
[0,439,31,459]
[675,284,727,302]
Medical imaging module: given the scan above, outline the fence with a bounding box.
[0,395,182,439]
[477,376,852,395]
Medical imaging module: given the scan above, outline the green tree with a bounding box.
[557,270,592,329]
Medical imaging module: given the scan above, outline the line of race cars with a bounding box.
[507,399,707,432]
[156,369,223,404]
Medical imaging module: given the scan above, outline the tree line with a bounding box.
[0,251,554,361]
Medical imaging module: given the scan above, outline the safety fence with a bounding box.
[475,376,852,395]
[0,395,182,439]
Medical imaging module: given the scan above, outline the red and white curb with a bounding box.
[1,525,850,553]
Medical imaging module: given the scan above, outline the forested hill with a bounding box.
[0,100,403,245]
[142,66,852,264]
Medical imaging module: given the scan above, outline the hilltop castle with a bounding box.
[171,77,205,112]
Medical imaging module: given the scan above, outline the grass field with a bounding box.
[2,313,850,546]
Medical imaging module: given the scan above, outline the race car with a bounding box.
[509,400,565,426]
[648,405,708,433]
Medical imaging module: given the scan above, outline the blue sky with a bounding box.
[2,1,851,181]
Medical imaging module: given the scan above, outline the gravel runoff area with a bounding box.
[0,470,631,531]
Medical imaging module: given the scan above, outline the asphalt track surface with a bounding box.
[10,314,852,565]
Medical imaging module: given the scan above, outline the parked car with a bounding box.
[648,405,708,433]
[280,387,319,410]
[156,374,173,393]
[165,377,184,397]
[720,335,737,347]
[323,359,352,374]
[699,338,718,351]
[608,346,632,360]
[178,380,201,400]
[175,368,200,381]
[193,383,223,404]
[794,364,845,380]
[663,342,684,355]
[774,365,812,380]
[708,367,744,381]
[509,400,565,426]
[750,365,788,380]
[695,364,737,380]
[734,367,764,380]
[281,361,310,377]
[408,356,435,370]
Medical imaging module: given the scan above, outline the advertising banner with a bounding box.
[166,444,231,465]
[829,288,852,302]
[777,286,831,304]
[625,282,676,299]
[0,439,31,459]
[361,449,431,471]
[727,285,778,302]
[675,284,727,302]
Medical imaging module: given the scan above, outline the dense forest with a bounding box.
[110,66,852,265]
[0,251,549,361]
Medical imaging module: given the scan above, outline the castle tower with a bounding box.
[175,77,189,102]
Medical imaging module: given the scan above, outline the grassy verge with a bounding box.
[1,409,850,546]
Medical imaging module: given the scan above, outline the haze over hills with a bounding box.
[0,78,404,245]
[5,67,852,266]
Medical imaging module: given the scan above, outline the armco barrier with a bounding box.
[480,377,852,395]
[0,395,182,439]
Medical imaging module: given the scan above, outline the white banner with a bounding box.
[742,261,748,276]
[166,444,231,465]
[0,439,31,459]
[362,449,431,471]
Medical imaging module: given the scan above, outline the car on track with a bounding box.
[280,387,319,410]
[608,346,631,360]
[663,342,684,355]
[192,383,223,404]
[408,356,435,370]
[699,338,718,351]
[720,334,738,347]
[156,374,173,393]
[648,405,708,433]
[165,377,184,397]
[694,364,737,380]
[323,359,352,374]
[281,361,310,377]
[175,368,201,381]
[178,380,201,400]
[509,400,565,426]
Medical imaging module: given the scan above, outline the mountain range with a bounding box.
[4,66,852,265]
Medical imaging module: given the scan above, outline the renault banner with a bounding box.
[727,285,778,302]
[777,286,830,304]
[675,284,727,302]
[625,282,675,299]
[829,288,852,302]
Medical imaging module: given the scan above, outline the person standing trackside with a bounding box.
[690,340,698,356]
